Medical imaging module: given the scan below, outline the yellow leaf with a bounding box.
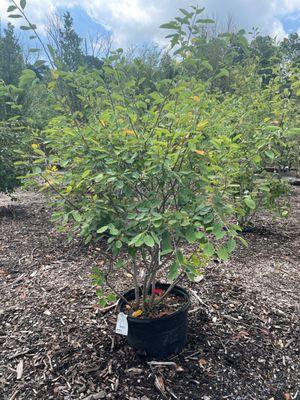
[196,120,209,130]
[48,81,56,90]
[31,143,39,149]
[51,165,58,172]
[194,150,205,155]
[193,95,200,103]
[132,309,143,317]
[99,119,106,128]
[51,70,59,80]
[125,129,135,136]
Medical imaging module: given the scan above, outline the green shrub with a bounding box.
[0,122,21,193]
[0,79,25,193]
[27,64,242,310]
[205,68,292,226]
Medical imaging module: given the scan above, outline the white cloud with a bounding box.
[270,20,288,41]
[1,0,300,47]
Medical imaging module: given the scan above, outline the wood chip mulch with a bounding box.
[0,188,299,400]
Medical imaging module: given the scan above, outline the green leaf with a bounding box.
[128,233,144,247]
[201,60,213,72]
[176,250,184,264]
[265,150,275,160]
[7,5,17,12]
[116,240,122,249]
[47,44,56,58]
[144,234,155,247]
[98,297,107,308]
[196,18,215,24]
[217,246,229,261]
[20,0,26,9]
[8,14,23,18]
[151,232,160,245]
[185,226,197,243]
[19,69,36,88]
[153,218,162,228]
[108,225,119,236]
[244,196,256,210]
[82,170,91,178]
[194,7,205,14]
[215,68,230,79]
[107,293,117,302]
[203,242,214,257]
[32,166,42,174]
[84,235,92,245]
[238,236,248,247]
[20,26,31,30]
[97,225,109,234]
[286,128,300,137]
[161,232,172,255]
[94,174,103,182]
[227,238,236,253]
[179,8,193,17]
[195,231,205,239]
[160,21,179,29]
[168,260,179,281]
[252,154,261,164]
[34,59,46,68]
[212,224,226,239]
[72,211,81,222]
[33,148,45,156]
[116,260,124,268]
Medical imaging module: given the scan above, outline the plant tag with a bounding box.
[115,312,128,336]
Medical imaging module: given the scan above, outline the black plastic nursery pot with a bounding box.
[241,223,256,234]
[117,283,191,358]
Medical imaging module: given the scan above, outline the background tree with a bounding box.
[59,12,84,71]
[250,35,282,85]
[0,22,24,85]
[280,33,300,65]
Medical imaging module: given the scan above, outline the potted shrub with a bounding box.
[17,4,240,357]
[30,68,240,357]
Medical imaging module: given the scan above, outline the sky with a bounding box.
[1,0,300,49]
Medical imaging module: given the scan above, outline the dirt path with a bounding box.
[0,188,299,400]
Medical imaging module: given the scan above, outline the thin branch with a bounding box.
[11,0,55,68]
[105,273,131,306]
[155,271,186,306]
[40,174,80,211]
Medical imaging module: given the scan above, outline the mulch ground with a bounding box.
[0,188,299,400]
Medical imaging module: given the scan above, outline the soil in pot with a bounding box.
[123,290,187,319]
[117,283,191,358]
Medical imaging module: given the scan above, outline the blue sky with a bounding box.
[1,0,300,49]
[281,10,300,33]
[59,7,108,39]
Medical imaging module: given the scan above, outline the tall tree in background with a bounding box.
[59,12,84,71]
[280,33,300,65]
[0,23,24,85]
[250,35,282,85]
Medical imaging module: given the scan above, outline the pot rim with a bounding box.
[117,282,191,323]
